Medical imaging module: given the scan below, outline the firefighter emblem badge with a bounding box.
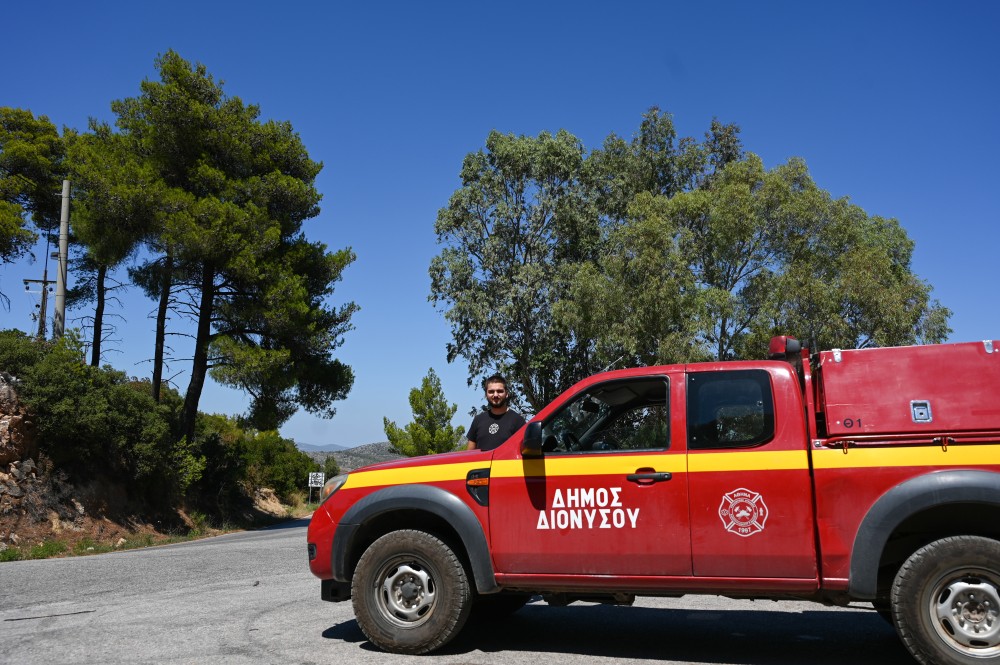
[719,488,768,537]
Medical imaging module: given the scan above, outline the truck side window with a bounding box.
[542,377,669,453]
[686,370,774,450]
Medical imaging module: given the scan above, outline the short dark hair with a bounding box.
[483,374,508,392]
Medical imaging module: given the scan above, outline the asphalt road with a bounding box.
[0,518,914,664]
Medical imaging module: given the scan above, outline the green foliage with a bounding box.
[0,330,317,522]
[431,110,743,410]
[0,329,51,376]
[12,331,202,505]
[0,197,36,273]
[242,430,316,501]
[207,240,358,430]
[67,125,162,268]
[560,154,950,367]
[323,455,340,478]
[557,192,709,368]
[0,542,50,562]
[28,540,68,559]
[193,413,316,503]
[73,538,114,556]
[383,368,465,456]
[430,128,598,410]
[661,154,950,355]
[0,108,66,270]
[101,50,357,440]
[65,123,169,364]
[190,413,250,513]
[435,111,950,404]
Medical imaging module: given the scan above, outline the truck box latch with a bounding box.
[911,400,933,423]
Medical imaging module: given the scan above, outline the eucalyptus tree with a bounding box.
[435,111,948,398]
[556,191,710,371]
[431,110,744,411]
[431,128,598,411]
[580,154,951,362]
[586,109,743,223]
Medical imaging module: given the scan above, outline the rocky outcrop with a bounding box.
[0,456,83,553]
[0,372,37,466]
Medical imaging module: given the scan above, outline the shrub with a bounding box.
[323,455,340,478]
[193,414,316,504]
[15,332,201,506]
[0,329,50,377]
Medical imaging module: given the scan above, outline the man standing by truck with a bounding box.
[466,374,525,451]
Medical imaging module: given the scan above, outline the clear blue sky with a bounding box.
[2,1,997,448]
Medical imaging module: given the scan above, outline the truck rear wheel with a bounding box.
[891,536,1000,665]
[351,529,472,654]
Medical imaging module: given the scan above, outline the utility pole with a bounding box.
[24,267,55,339]
[53,179,70,339]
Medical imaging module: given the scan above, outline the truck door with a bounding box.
[489,374,692,576]
[684,366,818,581]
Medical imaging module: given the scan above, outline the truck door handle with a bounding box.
[626,471,672,484]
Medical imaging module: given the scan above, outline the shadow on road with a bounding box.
[323,602,913,664]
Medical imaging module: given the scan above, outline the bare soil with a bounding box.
[1,462,298,558]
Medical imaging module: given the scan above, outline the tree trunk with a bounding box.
[181,262,215,442]
[152,254,173,402]
[90,264,107,366]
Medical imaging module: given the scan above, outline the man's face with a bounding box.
[485,381,508,408]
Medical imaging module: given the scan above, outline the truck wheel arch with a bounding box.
[849,469,1000,599]
[331,484,499,596]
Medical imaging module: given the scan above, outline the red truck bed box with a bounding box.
[817,340,1000,437]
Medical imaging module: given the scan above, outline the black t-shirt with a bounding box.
[467,409,526,452]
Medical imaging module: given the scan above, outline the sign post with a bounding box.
[308,472,325,504]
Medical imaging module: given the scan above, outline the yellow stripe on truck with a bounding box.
[491,455,679,478]
[341,462,486,489]
[811,444,1000,469]
[339,445,1000,491]
[341,451,803,490]
[687,450,809,473]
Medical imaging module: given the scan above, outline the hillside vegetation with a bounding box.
[0,330,331,560]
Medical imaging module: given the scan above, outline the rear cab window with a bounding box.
[686,369,775,450]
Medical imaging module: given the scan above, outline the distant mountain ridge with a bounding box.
[302,440,404,473]
[295,441,350,453]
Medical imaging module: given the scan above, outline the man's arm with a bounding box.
[466,414,478,450]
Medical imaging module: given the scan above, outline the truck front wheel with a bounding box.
[891,536,1000,664]
[351,529,472,654]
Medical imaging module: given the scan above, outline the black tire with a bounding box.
[891,535,1000,665]
[351,530,472,655]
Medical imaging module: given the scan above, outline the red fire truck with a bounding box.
[307,336,1000,665]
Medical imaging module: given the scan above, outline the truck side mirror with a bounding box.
[522,421,543,457]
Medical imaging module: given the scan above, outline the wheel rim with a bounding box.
[373,558,437,628]
[929,567,1000,657]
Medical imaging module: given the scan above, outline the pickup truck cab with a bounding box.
[307,336,1000,664]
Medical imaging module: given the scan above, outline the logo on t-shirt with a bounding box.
[488,423,499,434]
